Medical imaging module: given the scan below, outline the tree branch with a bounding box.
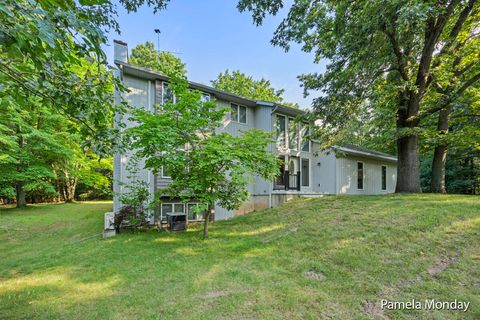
[384,23,409,81]
[0,62,96,134]
[420,71,480,119]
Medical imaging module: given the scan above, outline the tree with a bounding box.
[125,76,279,237]
[129,41,187,76]
[212,69,298,107]
[237,0,480,193]
[424,12,480,193]
[0,92,70,207]
[0,0,123,155]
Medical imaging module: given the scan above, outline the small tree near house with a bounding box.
[124,76,279,237]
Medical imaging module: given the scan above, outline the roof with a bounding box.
[114,60,305,116]
[333,144,397,162]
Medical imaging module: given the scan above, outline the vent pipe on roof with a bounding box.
[114,40,128,63]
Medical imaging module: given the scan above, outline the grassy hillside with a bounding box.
[0,195,479,319]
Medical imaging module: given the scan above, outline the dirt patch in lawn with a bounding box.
[41,221,69,233]
[203,289,246,299]
[304,270,326,281]
[427,254,460,277]
[362,300,388,319]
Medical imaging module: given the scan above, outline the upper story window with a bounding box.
[162,82,176,104]
[301,124,310,152]
[275,114,310,152]
[201,93,211,103]
[276,115,286,148]
[231,103,247,124]
[288,117,298,151]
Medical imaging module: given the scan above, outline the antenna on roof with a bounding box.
[154,29,161,51]
[153,28,183,55]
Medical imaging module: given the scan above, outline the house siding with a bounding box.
[113,74,156,218]
[311,145,337,194]
[336,156,397,194]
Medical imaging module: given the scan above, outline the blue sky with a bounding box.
[105,0,326,108]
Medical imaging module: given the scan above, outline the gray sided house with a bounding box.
[112,40,398,224]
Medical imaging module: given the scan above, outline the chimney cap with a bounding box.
[113,39,128,46]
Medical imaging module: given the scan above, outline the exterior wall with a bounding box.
[311,145,337,194]
[113,74,156,218]
[335,156,397,194]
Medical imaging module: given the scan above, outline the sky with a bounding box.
[104,0,326,109]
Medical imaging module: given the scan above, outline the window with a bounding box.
[288,118,298,151]
[301,125,310,152]
[275,156,286,188]
[161,203,205,222]
[230,103,247,124]
[357,162,364,190]
[161,165,171,178]
[187,203,206,221]
[161,203,184,222]
[239,105,247,123]
[162,82,175,103]
[173,203,184,214]
[201,93,211,102]
[301,158,310,187]
[160,203,173,222]
[231,103,238,122]
[381,165,387,190]
[276,115,286,148]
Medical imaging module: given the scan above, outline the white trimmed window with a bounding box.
[301,124,310,152]
[162,82,176,104]
[288,117,298,151]
[160,202,206,222]
[276,114,286,148]
[161,166,171,178]
[230,103,247,124]
[201,93,211,102]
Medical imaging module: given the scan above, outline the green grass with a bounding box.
[0,195,479,319]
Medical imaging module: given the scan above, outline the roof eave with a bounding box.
[115,60,257,107]
[334,146,398,162]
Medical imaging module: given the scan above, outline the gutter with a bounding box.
[334,146,397,162]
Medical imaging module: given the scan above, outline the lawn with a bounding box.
[0,195,479,319]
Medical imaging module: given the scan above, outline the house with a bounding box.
[111,40,397,224]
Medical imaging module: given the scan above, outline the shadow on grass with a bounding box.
[1,195,479,319]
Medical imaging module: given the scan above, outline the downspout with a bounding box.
[269,104,278,207]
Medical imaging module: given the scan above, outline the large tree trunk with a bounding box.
[431,145,448,193]
[203,203,214,238]
[395,96,422,193]
[16,181,26,208]
[430,106,452,193]
[396,134,422,193]
[63,178,77,203]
